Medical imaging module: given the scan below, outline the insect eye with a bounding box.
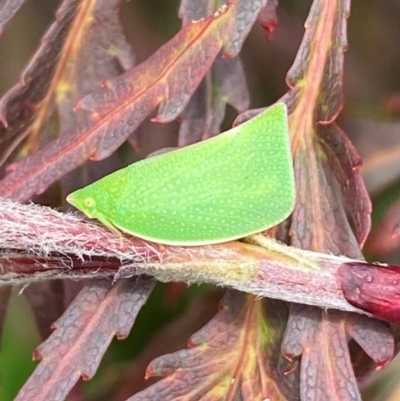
[84,197,96,208]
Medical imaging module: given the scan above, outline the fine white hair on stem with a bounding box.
[0,197,368,315]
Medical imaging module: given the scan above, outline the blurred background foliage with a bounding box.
[1,0,400,400]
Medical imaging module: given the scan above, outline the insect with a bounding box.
[67,102,295,246]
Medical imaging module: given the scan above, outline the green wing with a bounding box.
[89,102,295,245]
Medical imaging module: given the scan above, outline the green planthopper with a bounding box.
[67,103,295,246]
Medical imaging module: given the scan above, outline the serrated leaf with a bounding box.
[0,2,396,400]
[259,0,390,399]
[281,305,392,401]
[178,0,216,22]
[0,0,135,355]
[114,289,222,399]
[0,0,266,202]
[15,278,155,401]
[56,0,134,131]
[317,124,371,247]
[0,0,79,170]
[175,0,251,146]
[283,0,370,252]
[180,0,268,57]
[0,0,134,197]
[55,0,135,196]
[257,0,278,34]
[127,291,297,401]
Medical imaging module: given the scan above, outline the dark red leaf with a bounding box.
[178,0,250,146]
[265,0,390,399]
[127,291,297,401]
[15,277,155,401]
[282,305,392,401]
[0,0,265,201]
[0,0,79,170]
[258,0,278,35]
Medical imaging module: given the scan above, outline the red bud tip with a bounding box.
[81,373,90,381]
[339,262,400,324]
[0,115,8,128]
[283,363,298,375]
[32,350,42,361]
[144,367,153,380]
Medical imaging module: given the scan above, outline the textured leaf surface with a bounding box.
[231,0,393,399]
[277,0,391,398]
[15,278,155,401]
[1,1,398,400]
[178,0,250,146]
[0,0,134,193]
[0,0,134,357]
[0,0,266,201]
[281,305,392,401]
[0,0,80,351]
[54,0,134,196]
[128,291,297,401]
[179,0,267,57]
[0,0,79,170]
[114,290,223,400]
[283,0,370,250]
